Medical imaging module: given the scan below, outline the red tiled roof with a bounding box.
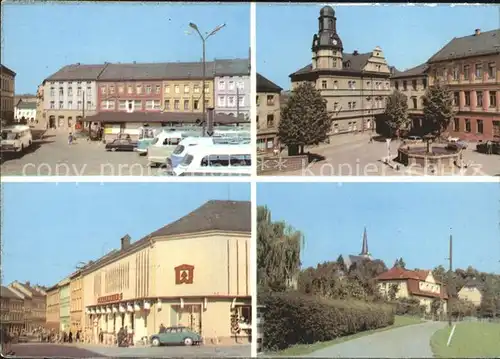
[376,267,421,281]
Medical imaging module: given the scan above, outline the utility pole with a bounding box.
[447,231,453,327]
[236,86,240,119]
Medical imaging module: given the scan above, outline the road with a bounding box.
[11,343,251,358]
[303,321,446,358]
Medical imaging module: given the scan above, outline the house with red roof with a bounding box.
[376,267,448,314]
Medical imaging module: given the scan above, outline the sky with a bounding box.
[1,182,250,286]
[257,182,500,274]
[257,4,500,89]
[2,2,250,94]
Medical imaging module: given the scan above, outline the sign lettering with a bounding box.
[97,293,123,304]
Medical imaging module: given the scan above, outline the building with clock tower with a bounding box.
[290,6,393,137]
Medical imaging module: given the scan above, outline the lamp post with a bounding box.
[188,22,226,130]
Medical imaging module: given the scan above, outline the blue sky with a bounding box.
[2,2,250,94]
[1,182,250,286]
[257,4,499,89]
[257,183,500,274]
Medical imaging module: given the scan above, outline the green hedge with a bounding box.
[393,298,426,316]
[259,291,394,351]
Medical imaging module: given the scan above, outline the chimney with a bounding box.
[353,50,359,56]
[120,234,131,250]
[475,28,481,36]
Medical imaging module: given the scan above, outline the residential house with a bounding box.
[1,64,16,125]
[427,28,500,141]
[59,278,71,332]
[289,6,392,138]
[257,73,283,152]
[0,286,24,334]
[81,200,251,345]
[457,279,483,306]
[15,101,37,124]
[376,267,448,314]
[8,281,47,332]
[45,284,60,331]
[214,59,251,120]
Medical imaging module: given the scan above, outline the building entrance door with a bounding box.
[172,304,202,334]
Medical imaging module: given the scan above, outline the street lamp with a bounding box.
[188,22,226,131]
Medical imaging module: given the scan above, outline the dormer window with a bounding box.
[344,61,351,68]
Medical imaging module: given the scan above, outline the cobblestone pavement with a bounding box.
[265,133,500,176]
[303,321,446,358]
[10,343,250,358]
[1,131,164,176]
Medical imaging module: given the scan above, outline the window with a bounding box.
[184,85,190,93]
[238,96,244,106]
[477,119,483,134]
[490,91,497,107]
[348,81,356,89]
[59,101,63,109]
[100,86,107,95]
[58,87,64,96]
[119,100,127,110]
[146,100,154,110]
[237,81,244,90]
[488,62,496,79]
[184,100,189,110]
[453,118,459,131]
[136,85,142,94]
[77,101,82,110]
[128,85,133,94]
[128,101,133,111]
[153,100,160,109]
[50,101,55,109]
[453,92,459,106]
[204,84,210,93]
[205,99,209,107]
[266,114,274,128]
[452,67,459,80]
[333,80,338,89]
[348,102,352,109]
[403,81,407,91]
[412,97,418,109]
[174,85,180,94]
[109,86,115,94]
[376,64,381,71]
[164,85,170,94]
[412,80,417,90]
[477,91,483,107]
[174,100,180,110]
[218,96,226,107]
[465,118,471,132]
[218,80,225,90]
[465,91,471,106]
[463,65,470,80]
[145,85,152,94]
[475,63,483,79]
[228,96,235,107]
[68,101,73,109]
[228,81,235,90]
[164,100,170,110]
[86,101,91,109]
[193,85,200,93]
[118,85,124,94]
[321,80,327,89]
[333,102,339,111]
[155,85,161,94]
[422,79,427,89]
[76,87,81,96]
[135,100,142,110]
[267,95,274,105]
[394,81,399,90]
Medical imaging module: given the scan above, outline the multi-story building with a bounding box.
[81,200,251,345]
[0,286,24,334]
[43,63,105,130]
[390,63,429,132]
[427,28,500,141]
[59,278,71,332]
[289,6,392,138]
[376,267,448,314]
[457,279,483,306]
[15,101,37,124]
[45,284,60,331]
[256,73,283,152]
[69,269,85,333]
[214,59,251,119]
[8,281,47,332]
[1,64,16,125]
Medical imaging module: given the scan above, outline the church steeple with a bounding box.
[360,227,369,256]
[311,6,344,70]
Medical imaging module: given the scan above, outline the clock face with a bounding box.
[332,39,338,45]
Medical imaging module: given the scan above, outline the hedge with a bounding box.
[259,291,394,351]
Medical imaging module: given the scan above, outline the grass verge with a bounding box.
[267,315,423,356]
[430,321,500,358]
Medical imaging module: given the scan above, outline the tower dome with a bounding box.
[320,6,335,17]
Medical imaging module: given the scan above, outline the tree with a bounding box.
[422,81,456,138]
[393,258,406,269]
[278,82,332,155]
[383,90,409,138]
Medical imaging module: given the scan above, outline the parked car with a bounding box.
[476,140,500,155]
[150,326,202,347]
[105,138,137,152]
[447,140,468,151]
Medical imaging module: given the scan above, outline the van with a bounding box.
[1,125,33,153]
[172,144,252,176]
[147,131,184,166]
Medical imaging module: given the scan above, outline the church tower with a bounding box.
[311,6,343,70]
[359,227,371,257]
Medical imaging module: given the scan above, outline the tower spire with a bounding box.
[360,227,369,256]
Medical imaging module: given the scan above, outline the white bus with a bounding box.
[1,125,33,153]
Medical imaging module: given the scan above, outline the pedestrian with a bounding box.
[159,323,166,333]
[75,330,80,343]
[68,132,73,145]
[487,140,492,155]
[126,326,133,346]
[68,331,73,343]
[99,329,104,344]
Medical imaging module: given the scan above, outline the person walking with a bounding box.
[68,132,73,145]
[0,328,14,356]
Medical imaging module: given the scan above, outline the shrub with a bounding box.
[259,291,394,351]
[393,298,426,317]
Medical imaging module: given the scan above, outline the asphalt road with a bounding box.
[10,343,251,358]
[303,321,446,358]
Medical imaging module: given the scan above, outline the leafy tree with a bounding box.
[422,81,456,138]
[257,206,305,293]
[382,90,409,138]
[393,258,406,269]
[278,82,332,155]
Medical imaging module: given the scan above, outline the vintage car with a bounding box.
[104,138,137,152]
[476,140,500,155]
[150,326,202,346]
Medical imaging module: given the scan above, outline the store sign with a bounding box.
[175,264,194,285]
[97,293,123,304]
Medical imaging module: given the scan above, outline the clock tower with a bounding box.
[311,6,343,70]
